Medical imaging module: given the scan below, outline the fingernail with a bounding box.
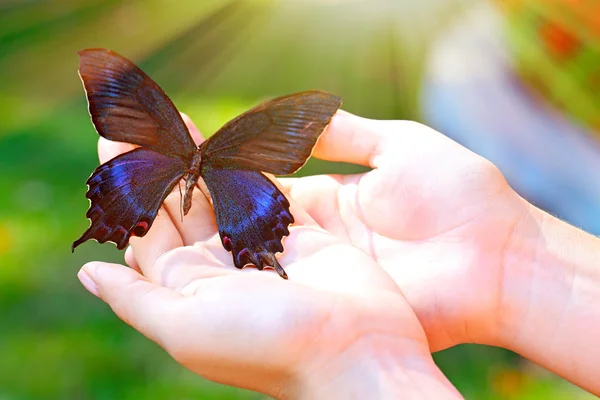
[78,269,99,297]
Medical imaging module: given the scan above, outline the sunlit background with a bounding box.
[1,0,599,398]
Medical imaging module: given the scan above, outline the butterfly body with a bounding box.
[182,149,202,216]
[72,48,342,279]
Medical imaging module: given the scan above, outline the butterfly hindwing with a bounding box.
[78,48,196,159]
[72,148,186,251]
[201,166,294,279]
[200,91,342,174]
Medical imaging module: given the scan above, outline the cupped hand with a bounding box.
[78,114,459,398]
[282,111,531,351]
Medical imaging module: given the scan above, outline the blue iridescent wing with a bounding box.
[78,48,196,159]
[72,148,186,251]
[200,91,342,174]
[201,166,293,279]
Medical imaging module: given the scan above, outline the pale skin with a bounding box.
[78,111,600,398]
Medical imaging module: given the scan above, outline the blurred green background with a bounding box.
[0,0,598,399]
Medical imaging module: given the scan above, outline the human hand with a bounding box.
[284,112,600,395]
[77,114,462,399]
[283,111,529,351]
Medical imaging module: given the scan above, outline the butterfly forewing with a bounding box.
[200,91,342,174]
[78,48,196,159]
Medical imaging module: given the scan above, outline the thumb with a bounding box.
[78,261,183,348]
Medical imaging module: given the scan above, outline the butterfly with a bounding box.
[71,48,342,279]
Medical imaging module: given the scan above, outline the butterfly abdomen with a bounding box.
[182,150,203,216]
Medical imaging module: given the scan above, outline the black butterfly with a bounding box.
[71,48,342,279]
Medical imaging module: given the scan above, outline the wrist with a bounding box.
[498,202,600,393]
[499,203,598,343]
[288,334,462,400]
[495,200,546,346]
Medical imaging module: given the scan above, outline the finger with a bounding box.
[180,112,204,144]
[311,110,385,167]
[314,110,426,168]
[266,173,320,228]
[315,112,457,171]
[97,137,136,163]
[162,114,217,245]
[278,175,349,236]
[79,262,183,347]
[125,246,141,273]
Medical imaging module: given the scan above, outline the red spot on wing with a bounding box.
[222,236,232,251]
[132,221,149,237]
